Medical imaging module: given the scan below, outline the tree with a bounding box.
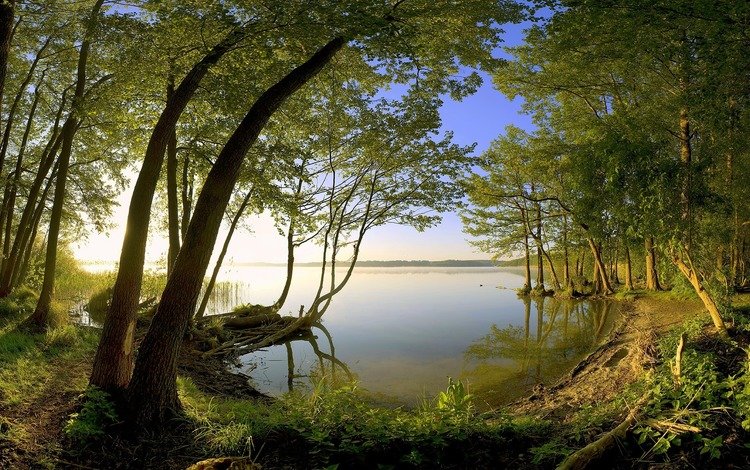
[23,0,105,331]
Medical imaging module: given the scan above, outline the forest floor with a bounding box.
[1,291,749,469]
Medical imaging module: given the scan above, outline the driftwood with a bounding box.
[204,316,310,357]
[557,397,647,470]
[672,332,685,385]
[224,313,282,329]
[187,457,260,470]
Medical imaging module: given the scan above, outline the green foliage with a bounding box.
[64,387,118,443]
[183,376,542,468]
[435,377,473,416]
[629,315,750,462]
[529,439,574,465]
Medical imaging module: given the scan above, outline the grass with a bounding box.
[180,375,551,468]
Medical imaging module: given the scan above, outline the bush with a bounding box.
[64,387,118,443]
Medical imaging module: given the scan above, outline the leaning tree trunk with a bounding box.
[23,0,103,331]
[166,74,180,275]
[0,0,15,140]
[273,218,296,310]
[90,28,249,394]
[645,237,662,291]
[0,92,66,296]
[16,167,55,288]
[588,238,614,295]
[125,37,345,429]
[2,77,42,270]
[181,155,193,241]
[673,252,726,332]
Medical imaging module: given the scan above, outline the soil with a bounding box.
[512,296,701,422]
[0,326,268,469]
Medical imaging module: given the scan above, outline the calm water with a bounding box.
[202,265,620,407]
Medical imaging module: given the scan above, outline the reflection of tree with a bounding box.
[463,298,616,404]
[282,321,354,393]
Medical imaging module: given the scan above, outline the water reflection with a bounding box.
[77,265,619,406]
[462,296,616,405]
[240,321,354,395]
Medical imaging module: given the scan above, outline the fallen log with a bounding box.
[187,457,260,470]
[557,394,650,470]
[224,313,282,329]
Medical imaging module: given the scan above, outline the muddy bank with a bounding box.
[511,296,698,421]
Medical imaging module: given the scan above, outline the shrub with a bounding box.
[64,387,118,443]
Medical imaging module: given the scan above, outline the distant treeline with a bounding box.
[242,259,508,268]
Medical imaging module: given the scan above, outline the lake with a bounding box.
[200,265,620,408]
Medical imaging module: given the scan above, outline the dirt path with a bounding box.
[0,352,93,468]
[512,295,702,421]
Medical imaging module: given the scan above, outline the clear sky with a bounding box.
[72,21,534,264]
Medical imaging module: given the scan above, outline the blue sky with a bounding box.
[74,19,536,263]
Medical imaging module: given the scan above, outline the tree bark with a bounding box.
[0,0,16,142]
[588,238,613,295]
[16,167,55,288]
[166,74,180,275]
[1,77,43,270]
[273,218,296,309]
[0,110,65,295]
[645,237,662,291]
[125,37,345,429]
[24,0,104,331]
[624,245,633,291]
[0,37,49,260]
[90,27,249,394]
[523,230,531,292]
[181,155,193,241]
[673,252,726,333]
[563,214,571,288]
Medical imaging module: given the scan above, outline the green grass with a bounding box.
[0,290,99,408]
[179,376,550,468]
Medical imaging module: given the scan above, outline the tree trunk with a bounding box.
[673,252,726,333]
[579,247,586,278]
[588,238,613,295]
[540,244,561,290]
[0,0,16,152]
[273,218,296,310]
[563,214,571,288]
[16,167,55,288]
[90,28,249,394]
[194,189,253,319]
[166,76,180,275]
[125,37,345,429]
[181,155,193,242]
[24,0,103,331]
[0,38,48,263]
[624,245,633,291]
[23,120,78,331]
[679,107,692,246]
[2,75,44,270]
[0,93,66,296]
[523,231,531,292]
[645,237,662,291]
[611,243,620,284]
